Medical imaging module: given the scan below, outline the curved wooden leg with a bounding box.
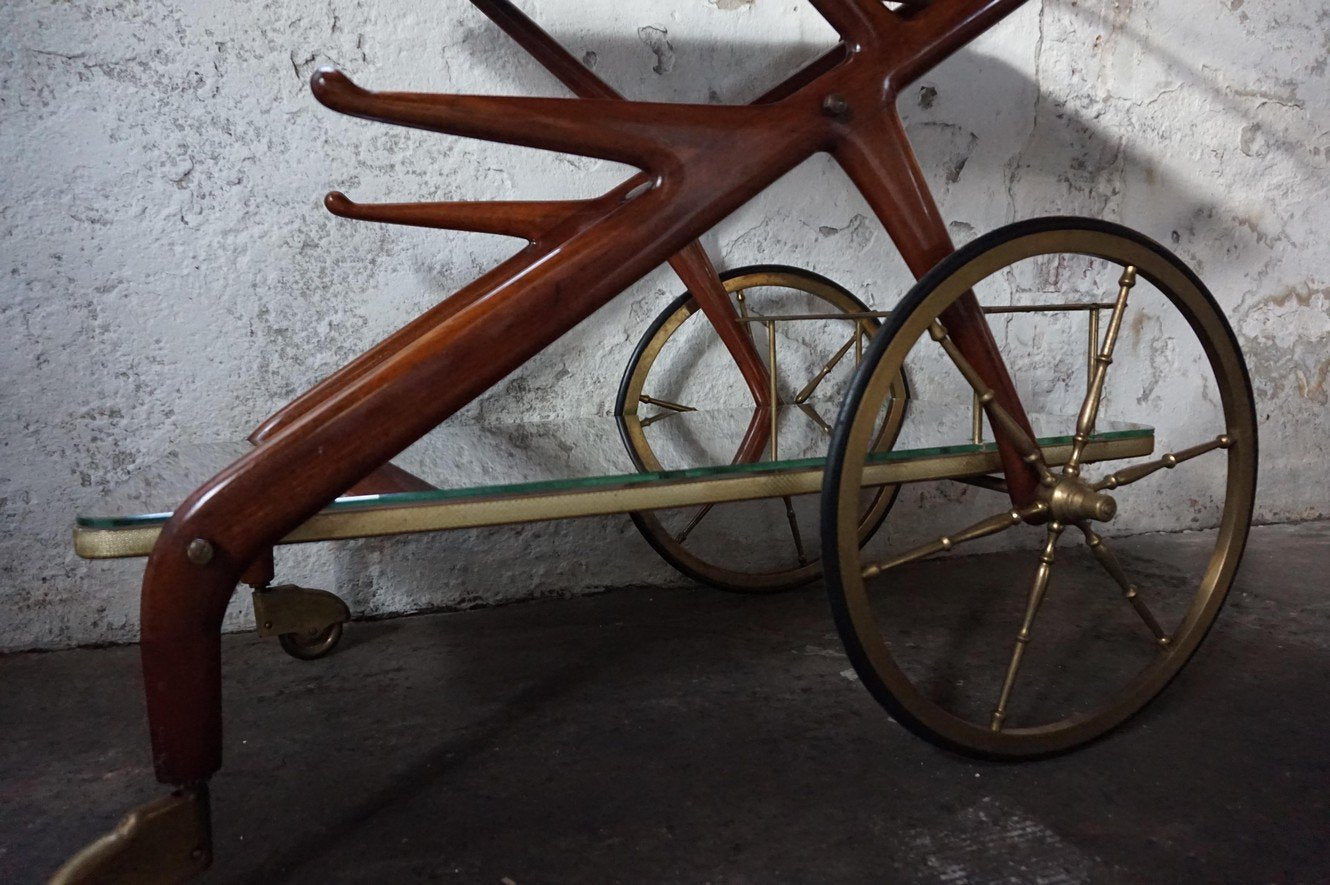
[140,547,242,786]
[62,539,244,882]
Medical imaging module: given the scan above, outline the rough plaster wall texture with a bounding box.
[1,0,1326,650]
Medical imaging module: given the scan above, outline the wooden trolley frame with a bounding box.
[55,0,1259,879]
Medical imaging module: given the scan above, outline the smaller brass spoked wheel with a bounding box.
[617,265,908,593]
[823,218,1257,757]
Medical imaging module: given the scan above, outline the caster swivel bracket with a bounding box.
[253,584,351,660]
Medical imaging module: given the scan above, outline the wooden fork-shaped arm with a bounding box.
[323,191,595,242]
[311,68,763,172]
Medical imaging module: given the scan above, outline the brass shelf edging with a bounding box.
[74,435,1151,560]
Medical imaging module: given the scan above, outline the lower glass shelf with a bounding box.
[73,403,1153,558]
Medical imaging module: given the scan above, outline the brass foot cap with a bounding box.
[51,786,212,885]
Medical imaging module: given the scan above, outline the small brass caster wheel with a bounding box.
[277,622,344,660]
[253,583,351,661]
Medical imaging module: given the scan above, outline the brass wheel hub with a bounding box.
[1041,474,1117,524]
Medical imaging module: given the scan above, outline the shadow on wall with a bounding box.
[454,10,1329,426]
[438,22,1243,278]
[1052,0,1326,181]
[1044,0,1330,423]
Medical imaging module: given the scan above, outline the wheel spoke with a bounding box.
[782,496,809,566]
[1094,435,1233,491]
[639,411,676,429]
[675,503,714,543]
[1077,524,1171,646]
[862,502,1046,578]
[797,402,833,435]
[794,332,858,404]
[952,473,1008,494]
[991,521,1065,732]
[1064,266,1136,476]
[929,320,1058,487]
[766,321,780,458]
[638,394,696,413]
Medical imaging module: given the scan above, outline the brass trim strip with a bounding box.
[74,525,166,560]
[983,302,1117,314]
[737,310,893,323]
[72,435,1151,560]
[733,303,1118,324]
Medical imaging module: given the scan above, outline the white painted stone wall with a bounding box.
[2,0,1326,650]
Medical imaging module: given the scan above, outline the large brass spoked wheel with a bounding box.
[618,265,908,593]
[822,218,1257,757]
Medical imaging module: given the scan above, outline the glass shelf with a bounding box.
[73,402,1152,557]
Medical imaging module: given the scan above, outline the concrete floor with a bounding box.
[3,521,1329,883]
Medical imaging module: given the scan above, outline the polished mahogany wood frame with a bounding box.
[141,0,1039,786]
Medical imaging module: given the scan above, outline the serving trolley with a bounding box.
[55,0,1256,880]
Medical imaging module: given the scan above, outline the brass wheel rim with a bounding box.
[621,267,908,592]
[826,221,1257,756]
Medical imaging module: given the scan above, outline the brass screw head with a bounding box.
[186,538,214,566]
[821,93,850,117]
